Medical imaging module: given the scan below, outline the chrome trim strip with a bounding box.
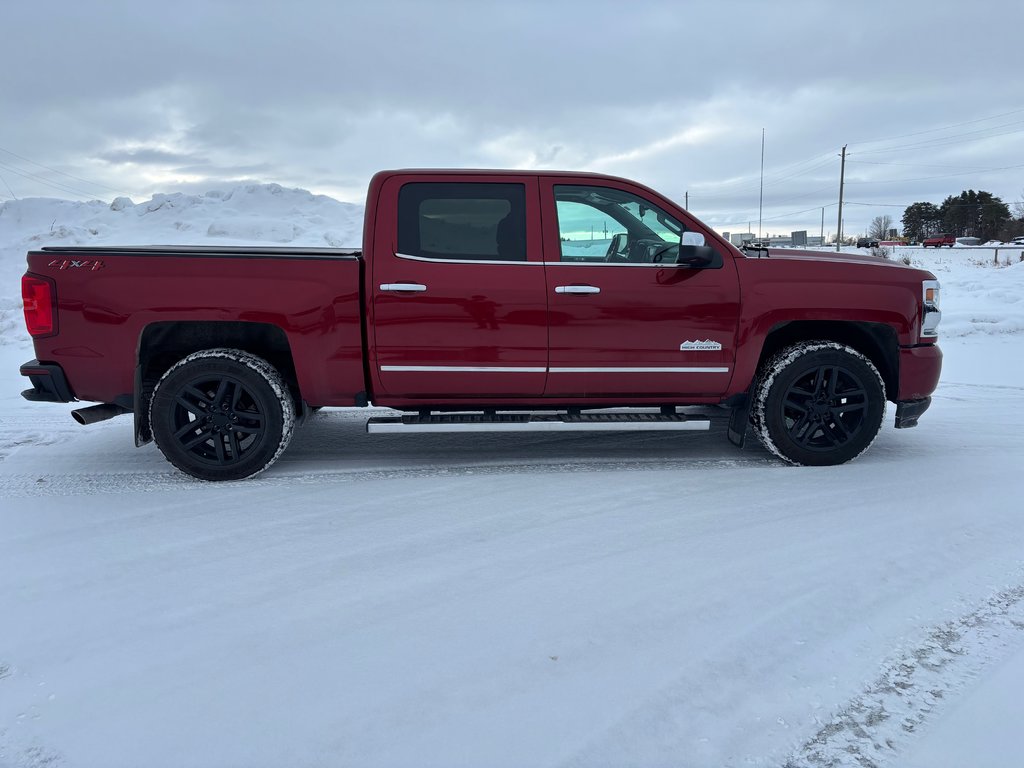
[549,367,730,374]
[381,365,546,373]
[380,365,729,374]
[545,261,680,267]
[391,253,687,268]
[379,283,427,292]
[367,420,712,434]
[395,252,541,266]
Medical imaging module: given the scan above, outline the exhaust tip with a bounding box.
[71,403,130,426]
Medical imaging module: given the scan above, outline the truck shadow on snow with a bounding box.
[281,407,773,473]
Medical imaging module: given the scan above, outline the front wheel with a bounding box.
[751,342,886,466]
[150,349,295,481]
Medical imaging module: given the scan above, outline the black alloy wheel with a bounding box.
[150,349,295,481]
[752,341,885,466]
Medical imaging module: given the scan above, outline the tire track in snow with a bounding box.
[784,581,1024,768]
[0,456,777,499]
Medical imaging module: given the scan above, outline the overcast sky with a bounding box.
[2,0,1022,239]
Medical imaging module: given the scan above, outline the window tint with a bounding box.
[398,182,526,261]
[554,185,686,263]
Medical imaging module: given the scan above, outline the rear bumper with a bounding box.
[20,359,76,403]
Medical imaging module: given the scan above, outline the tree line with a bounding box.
[900,190,1022,243]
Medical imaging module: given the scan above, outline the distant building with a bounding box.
[730,232,754,246]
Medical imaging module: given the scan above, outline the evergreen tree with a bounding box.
[901,202,941,241]
[939,190,1010,241]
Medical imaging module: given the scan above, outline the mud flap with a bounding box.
[727,398,751,447]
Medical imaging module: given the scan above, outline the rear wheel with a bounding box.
[150,349,295,481]
[751,341,885,466]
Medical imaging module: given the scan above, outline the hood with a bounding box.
[751,247,912,268]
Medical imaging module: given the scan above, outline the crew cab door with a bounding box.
[540,178,740,398]
[370,174,548,398]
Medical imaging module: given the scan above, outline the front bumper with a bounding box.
[20,359,76,403]
[898,344,942,401]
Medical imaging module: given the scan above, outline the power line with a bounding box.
[845,162,1024,186]
[848,106,1024,147]
[851,122,1024,156]
[846,200,1024,209]
[0,169,17,200]
[712,202,838,228]
[0,145,121,195]
[0,159,104,199]
[688,151,836,199]
[848,159,1006,170]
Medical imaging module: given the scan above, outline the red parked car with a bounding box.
[20,169,943,479]
[922,233,956,248]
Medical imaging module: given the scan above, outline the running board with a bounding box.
[366,412,711,434]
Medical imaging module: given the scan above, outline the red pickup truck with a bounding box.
[20,169,943,480]
[922,233,956,248]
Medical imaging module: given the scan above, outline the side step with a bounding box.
[366,411,711,434]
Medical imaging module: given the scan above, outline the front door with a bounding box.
[541,178,740,398]
[371,175,548,399]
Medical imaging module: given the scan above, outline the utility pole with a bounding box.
[836,144,847,252]
[685,190,689,209]
[820,207,825,247]
[758,128,765,240]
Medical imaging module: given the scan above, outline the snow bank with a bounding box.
[896,248,1024,338]
[0,184,364,348]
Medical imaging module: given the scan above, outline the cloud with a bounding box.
[1,0,1021,237]
[97,147,209,166]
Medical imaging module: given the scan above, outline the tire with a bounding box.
[150,348,295,481]
[751,341,886,466]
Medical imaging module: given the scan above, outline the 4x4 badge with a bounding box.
[48,258,105,271]
[680,339,722,351]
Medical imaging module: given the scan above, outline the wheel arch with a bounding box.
[756,321,898,400]
[135,321,300,444]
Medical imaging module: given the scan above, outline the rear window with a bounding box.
[397,182,526,261]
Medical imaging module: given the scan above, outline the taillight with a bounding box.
[22,274,57,337]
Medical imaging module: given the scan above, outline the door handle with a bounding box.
[555,285,600,295]
[380,283,427,293]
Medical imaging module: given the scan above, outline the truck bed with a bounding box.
[26,245,366,408]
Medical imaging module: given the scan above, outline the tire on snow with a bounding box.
[751,341,886,466]
[150,348,295,481]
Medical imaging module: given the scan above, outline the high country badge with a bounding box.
[680,339,723,351]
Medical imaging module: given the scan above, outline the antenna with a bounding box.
[758,128,765,240]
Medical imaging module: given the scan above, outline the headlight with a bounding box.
[921,279,941,338]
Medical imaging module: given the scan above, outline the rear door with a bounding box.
[540,177,740,398]
[370,174,548,399]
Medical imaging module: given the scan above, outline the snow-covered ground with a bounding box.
[1,189,1023,768]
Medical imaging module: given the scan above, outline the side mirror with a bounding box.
[609,232,628,255]
[681,232,705,247]
[675,244,718,268]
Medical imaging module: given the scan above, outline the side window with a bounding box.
[398,182,526,261]
[555,200,626,263]
[554,185,685,264]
